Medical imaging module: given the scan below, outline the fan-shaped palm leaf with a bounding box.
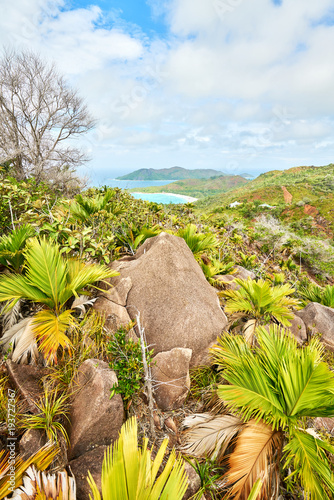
[0,317,38,364]
[32,310,74,364]
[221,278,299,327]
[88,417,188,500]
[224,420,282,500]
[177,224,218,257]
[0,224,35,271]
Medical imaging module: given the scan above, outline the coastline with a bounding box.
[132,191,198,203]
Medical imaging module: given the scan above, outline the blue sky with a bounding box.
[1,0,334,184]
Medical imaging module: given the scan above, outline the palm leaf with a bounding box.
[182,413,244,462]
[283,428,334,500]
[0,273,51,310]
[0,442,58,498]
[0,224,35,271]
[88,417,188,500]
[11,465,76,499]
[0,317,38,364]
[224,420,282,500]
[32,310,74,364]
[24,238,68,311]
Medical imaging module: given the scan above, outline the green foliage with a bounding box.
[87,416,188,500]
[220,278,299,327]
[210,325,334,499]
[177,224,218,257]
[0,238,117,363]
[299,283,334,308]
[115,223,161,255]
[238,252,257,270]
[0,224,35,271]
[107,326,153,402]
[185,458,222,500]
[19,386,70,445]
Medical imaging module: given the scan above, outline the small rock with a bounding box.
[313,417,334,435]
[214,275,239,290]
[6,360,50,413]
[68,359,124,459]
[151,348,192,411]
[286,314,307,344]
[93,299,132,332]
[183,461,202,500]
[19,429,47,460]
[233,265,256,280]
[70,445,107,500]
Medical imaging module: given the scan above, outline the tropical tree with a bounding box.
[220,278,299,341]
[88,416,188,500]
[183,325,334,499]
[0,238,118,364]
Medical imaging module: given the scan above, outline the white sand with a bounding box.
[132,192,198,203]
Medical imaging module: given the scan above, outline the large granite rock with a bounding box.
[103,232,228,367]
[68,359,124,460]
[151,348,192,411]
[6,360,50,413]
[296,302,334,350]
[70,445,107,500]
[233,265,256,280]
[286,314,307,344]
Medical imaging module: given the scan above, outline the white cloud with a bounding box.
[1,0,334,180]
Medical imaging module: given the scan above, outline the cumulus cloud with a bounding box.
[0,0,334,179]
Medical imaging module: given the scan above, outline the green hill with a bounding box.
[129,175,249,199]
[117,166,229,180]
[197,163,334,236]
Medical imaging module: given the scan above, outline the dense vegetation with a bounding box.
[1,162,334,499]
[117,166,228,180]
[130,175,248,199]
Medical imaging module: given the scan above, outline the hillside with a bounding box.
[129,174,249,199]
[197,163,334,236]
[117,166,228,180]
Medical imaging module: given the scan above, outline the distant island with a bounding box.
[117,166,232,181]
[130,174,249,199]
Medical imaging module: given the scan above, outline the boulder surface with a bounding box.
[296,302,334,350]
[68,359,124,459]
[106,232,228,366]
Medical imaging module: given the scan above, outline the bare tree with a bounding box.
[0,49,95,185]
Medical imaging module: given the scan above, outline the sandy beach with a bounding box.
[132,192,198,203]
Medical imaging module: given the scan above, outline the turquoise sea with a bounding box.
[106,179,193,204]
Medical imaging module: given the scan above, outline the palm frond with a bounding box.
[2,299,22,331]
[11,465,76,499]
[182,413,244,461]
[32,310,74,364]
[0,442,58,498]
[283,428,334,500]
[224,420,282,500]
[0,317,38,364]
[177,224,218,256]
[0,224,35,271]
[71,295,96,316]
[0,272,51,310]
[88,416,188,500]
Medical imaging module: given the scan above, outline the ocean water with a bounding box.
[105,179,192,204]
[131,192,192,205]
[106,179,178,189]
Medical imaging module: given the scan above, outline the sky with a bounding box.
[1,0,334,184]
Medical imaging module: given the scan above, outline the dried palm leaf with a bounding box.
[243,319,257,344]
[2,299,22,332]
[182,413,244,462]
[11,465,76,499]
[225,419,282,500]
[71,295,96,316]
[0,317,38,364]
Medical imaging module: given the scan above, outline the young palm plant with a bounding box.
[299,283,334,308]
[183,325,334,499]
[0,224,35,272]
[220,278,299,342]
[88,416,188,500]
[177,224,218,258]
[0,238,118,364]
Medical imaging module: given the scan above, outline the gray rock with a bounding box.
[6,360,50,414]
[19,429,47,460]
[233,265,256,280]
[151,348,192,411]
[296,302,334,350]
[313,417,334,435]
[286,314,307,344]
[183,461,202,500]
[70,445,107,500]
[100,277,132,307]
[105,232,228,367]
[93,298,132,332]
[68,359,124,459]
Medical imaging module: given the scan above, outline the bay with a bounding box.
[105,179,195,204]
